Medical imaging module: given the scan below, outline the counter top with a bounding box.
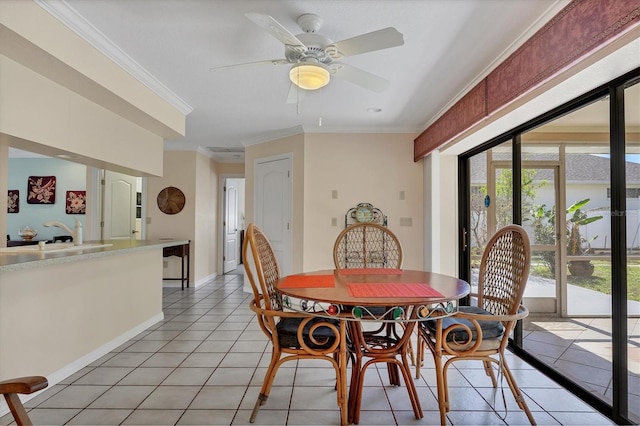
[0,239,190,272]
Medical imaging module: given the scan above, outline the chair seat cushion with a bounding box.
[424,305,505,343]
[277,317,339,349]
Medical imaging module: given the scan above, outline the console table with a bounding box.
[162,240,190,290]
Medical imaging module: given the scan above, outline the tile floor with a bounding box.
[1,272,616,425]
[523,314,640,416]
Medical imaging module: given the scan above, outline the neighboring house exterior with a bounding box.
[470,153,640,251]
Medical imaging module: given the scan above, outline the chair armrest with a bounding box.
[453,304,529,323]
[423,304,529,356]
[249,299,341,355]
[0,376,48,395]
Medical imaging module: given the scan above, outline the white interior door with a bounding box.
[223,178,239,273]
[255,155,292,275]
[102,170,137,240]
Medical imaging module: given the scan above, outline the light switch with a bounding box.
[399,217,412,227]
[146,217,152,225]
[399,190,405,200]
[331,217,338,226]
[332,190,338,199]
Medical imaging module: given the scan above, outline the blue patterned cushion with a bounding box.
[277,317,339,349]
[425,306,504,342]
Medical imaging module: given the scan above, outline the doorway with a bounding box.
[101,170,141,240]
[223,177,245,274]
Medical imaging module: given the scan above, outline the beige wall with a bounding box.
[147,151,223,283]
[245,132,423,273]
[217,162,244,175]
[194,154,218,280]
[303,133,423,271]
[0,56,164,177]
[147,152,197,281]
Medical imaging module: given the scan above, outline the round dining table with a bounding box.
[275,268,470,425]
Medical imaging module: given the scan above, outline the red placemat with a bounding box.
[348,283,444,298]
[279,275,335,288]
[338,268,403,275]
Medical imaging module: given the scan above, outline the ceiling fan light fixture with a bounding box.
[289,63,330,90]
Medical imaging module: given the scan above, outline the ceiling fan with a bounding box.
[210,13,404,102]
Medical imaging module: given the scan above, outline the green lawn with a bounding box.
[531,260,640,302]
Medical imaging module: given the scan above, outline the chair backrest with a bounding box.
[333,223,403,269]
[477,224,531,316]
[243,223,282,311]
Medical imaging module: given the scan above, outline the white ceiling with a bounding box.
[34,0,568,162]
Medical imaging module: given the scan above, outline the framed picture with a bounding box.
[27,176,56,204]
[66,190,86,214]
[7,190,19,213]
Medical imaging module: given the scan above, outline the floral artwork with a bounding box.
[66,190,86,214]
[7,190,19,213]
[27,176,56,204]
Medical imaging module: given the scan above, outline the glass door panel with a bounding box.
[624,81,639,422]
[521,97,613,408]
[468,141,512,291]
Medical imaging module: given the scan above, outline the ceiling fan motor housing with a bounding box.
[285,33,334,64]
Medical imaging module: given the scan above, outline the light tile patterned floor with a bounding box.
[1,272,615,425]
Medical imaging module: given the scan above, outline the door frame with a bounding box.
[490,160,565,314]
[218,172,244,275]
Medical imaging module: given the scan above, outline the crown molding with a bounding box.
[35,0,193,116]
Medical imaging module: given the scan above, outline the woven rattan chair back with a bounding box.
[333,223,403,269]
[477,224,531,317]
[243,223,282,311]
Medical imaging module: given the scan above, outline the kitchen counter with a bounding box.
[0,239,187,386]
[0,239,189,272]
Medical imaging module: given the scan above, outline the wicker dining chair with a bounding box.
[333,222,403,269]
[416,224,536,425]
[333,223,421,423]
[333,223,405,361]
[0,376,48,425]
[243,224,346,425]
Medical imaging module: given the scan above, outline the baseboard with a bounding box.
[163,272,217,289]
[0,312,164,417]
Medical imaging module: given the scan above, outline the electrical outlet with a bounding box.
[332,190,338,199]
[331,217,338,226]
[399,190,405,200]
[146,217,152,225]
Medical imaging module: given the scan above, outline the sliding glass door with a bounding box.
[460,71,639,424]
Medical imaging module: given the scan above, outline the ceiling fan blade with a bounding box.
[210,59,289,72]
[286,83,306,104]
[245,13,307,53]
[329,62,390,92]
[327,27,404,58]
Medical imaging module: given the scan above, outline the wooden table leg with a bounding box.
[339,320,348,426]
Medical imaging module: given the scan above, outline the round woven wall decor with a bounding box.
[157,186,185,215]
